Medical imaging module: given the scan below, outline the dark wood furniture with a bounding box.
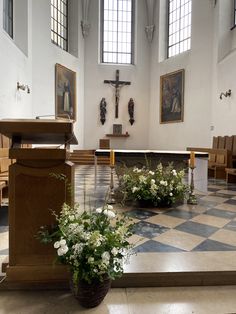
[0,119,77,284]
[99,139,110,149]
[106,133,130,137]
[187,135,236,179]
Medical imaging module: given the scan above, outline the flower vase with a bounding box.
[70,275,111,308]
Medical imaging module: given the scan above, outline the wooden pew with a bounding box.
[187,147,232,180]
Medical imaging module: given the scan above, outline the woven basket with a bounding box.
[70,275,111,308]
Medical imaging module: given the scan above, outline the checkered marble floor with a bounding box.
[126,178,236,253]
[2,167,236,275]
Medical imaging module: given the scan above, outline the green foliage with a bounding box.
[120,163,188,206]
[37,203,134,284]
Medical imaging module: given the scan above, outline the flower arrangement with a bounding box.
[120,163,188,206]
[37,203,134,285]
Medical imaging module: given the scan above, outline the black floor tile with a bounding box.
[0,226,8,233]
[127,209,158,220]
[197,199,218,208]
[134,240,185,253]
[211,192,234,198]
[133,221,169,239]
[175,221,218,237]
[206,208,236,219]
[223,221,236,232]
[192,239,236,251]
[224,199,236,206]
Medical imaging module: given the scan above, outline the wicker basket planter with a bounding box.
[70,275,111,308]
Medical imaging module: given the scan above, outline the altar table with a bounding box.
[94,149,209,193]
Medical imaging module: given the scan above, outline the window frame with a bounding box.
[3,0,13,39]
[100,0,135,65]
[231,0,236,30]
[167,0,192,59]
[51,0,69,52]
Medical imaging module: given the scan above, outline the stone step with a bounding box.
[69,150,109,165]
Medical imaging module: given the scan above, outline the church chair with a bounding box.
[212,136,219,149]
[218,136,226,149]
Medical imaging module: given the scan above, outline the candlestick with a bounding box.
[110,150,115,166]
[187,166,198,205]
[190,151,195,168]
[107,165,116,204]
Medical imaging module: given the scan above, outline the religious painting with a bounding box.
[160,69,184,124]
[113,124,122,135]
[55,63,76,121]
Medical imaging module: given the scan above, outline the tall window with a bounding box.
[101,0,134,64]
[233,0,236,28]
[168,0,192,58]
[3,0,13,38]
[51,0,68,51]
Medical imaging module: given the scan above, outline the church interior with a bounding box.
[2,0,236,313]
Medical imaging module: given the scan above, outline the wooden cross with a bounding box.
[104,70,131,118]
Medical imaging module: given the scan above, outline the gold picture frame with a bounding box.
[160,69,184,124]
[55,63,76,121]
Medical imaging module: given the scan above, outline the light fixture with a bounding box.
[219,89,231,99]
[17,82,30,94]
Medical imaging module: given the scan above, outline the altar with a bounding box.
[95,149,209,193]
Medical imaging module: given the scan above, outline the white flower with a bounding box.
[107,205,113,210]
[169,192,173,196]
[149,171,154,175]
[132,186,139,193]
[102,251,110,265]
[57,245,68,256]
[103,209,116,219]
[160,180,168,186]
[172,169,177,176]
[69,215,75,221]
[111,247,119,256]
[54,241,60,249]
[139,175,147,183]
[60,239,67,246]
[96,207,103,214]
[151,179,155,184]
[88,257,94,264]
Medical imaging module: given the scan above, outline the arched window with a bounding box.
[167,0,192,58]
[101,0,135,64]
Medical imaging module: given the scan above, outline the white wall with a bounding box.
[148,0,214,150]
[83,0,150,149]
[0,0,32,119]
[211,0,236,137]
[2,0,236,151]
[31,0,84,148]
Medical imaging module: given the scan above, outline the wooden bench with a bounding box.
[225,168,236,183]
[187,147,232,180]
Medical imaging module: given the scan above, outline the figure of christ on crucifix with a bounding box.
[104,70,131,118]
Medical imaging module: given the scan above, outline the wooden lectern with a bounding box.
[0,119,78,286]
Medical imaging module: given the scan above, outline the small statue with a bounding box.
[128,98,135,125]
[100,98,107,125]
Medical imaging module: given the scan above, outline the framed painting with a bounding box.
[55,63,76,121]
[160,69,184,124]
[113,124,122,134]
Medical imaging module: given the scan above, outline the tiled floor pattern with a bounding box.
[2,167,236,275]
[128,177,236,253]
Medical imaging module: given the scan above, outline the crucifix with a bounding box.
[104,70,131,118]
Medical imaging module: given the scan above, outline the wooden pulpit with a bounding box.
[0,119,78,285]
